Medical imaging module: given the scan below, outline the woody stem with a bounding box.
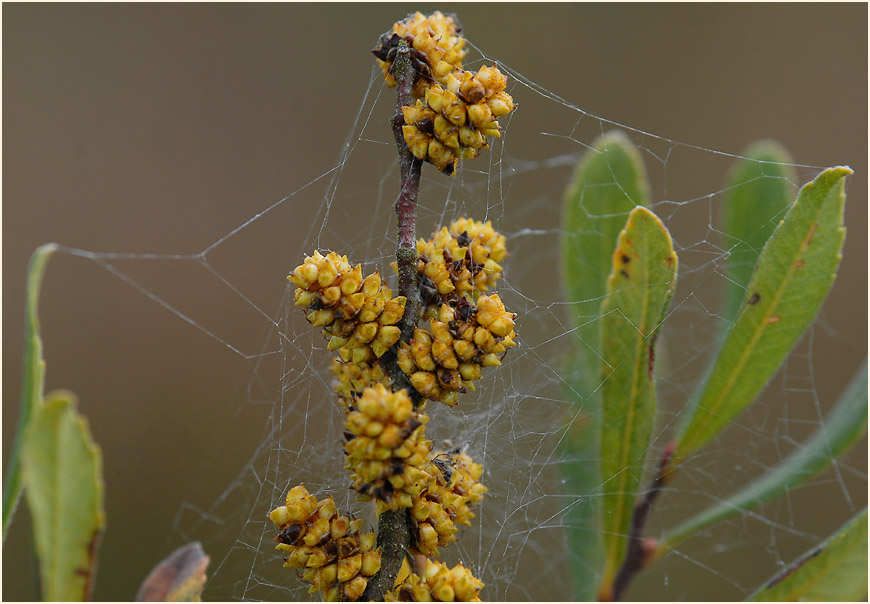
[610,443,675,601]
[363,39,421,602]
[392,41,423,341]
[377,39,425,408]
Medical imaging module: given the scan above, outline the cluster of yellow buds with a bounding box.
[397,295,516,406]
[331,356,389,409]
[374,11,466,97]
[412,217,508,316]
[344,385,434,511]
[269,485,381,601]
[374,11,516,174]
[289,251,407,363]
[402,64,516,174]
[396,218,514,406]
[386,559,484,602]
[411,451,487,557]
[272,13,520,600]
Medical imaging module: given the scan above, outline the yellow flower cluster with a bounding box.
[374,11,517,174]
[414,217,508,316]
[402,64,516,174]
[331,356,389,409]
[386,559,484,602]
[412,451,487,557]
[268,485,381,601]
[275,12,516,598]
[375,11,466,97]
[289,251,406,364]
[397,295,516,406]
[344,385,434,512]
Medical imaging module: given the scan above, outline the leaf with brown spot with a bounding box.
[721,140,797,322]
[597,206,678,598]
[560,130,650,387]
[559,131,650,599]
[136,542,210,602]
[676,167,850,459]
[21,390,105,601]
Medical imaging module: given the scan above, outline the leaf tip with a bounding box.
[819,165,853,184]
[36,242,61,255]
[627,205,666,232]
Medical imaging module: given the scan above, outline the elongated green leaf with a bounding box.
[559,382,602,601]
[3,243,58,539]
[22,390,105,601]
[722,141,796,321]
[747,508,867,601]
[676,167,850,459]
[559,131,649,598]
[658,360,867,554]
[136,542,210,601]
[597,206,678,598]
[561,130,649,387]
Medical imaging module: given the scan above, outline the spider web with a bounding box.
[3,5,866,602]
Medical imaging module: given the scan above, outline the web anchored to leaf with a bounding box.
[252,12,864,603]
[9,9,865,604]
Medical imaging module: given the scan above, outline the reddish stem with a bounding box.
[377,39,425,409]
[611,442,676,601]
[363,39,422,602]
[390,41,423,340]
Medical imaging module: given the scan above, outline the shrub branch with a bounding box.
[364,39,420,602]
[391,40,423,342]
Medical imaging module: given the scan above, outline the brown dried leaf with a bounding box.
[136,542,209,602]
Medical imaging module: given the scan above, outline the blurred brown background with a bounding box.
[3,4,866,601]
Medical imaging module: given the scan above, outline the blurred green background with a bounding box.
[3,4,866,601]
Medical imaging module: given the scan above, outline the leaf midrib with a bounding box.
[605,233,656,572]
[686,189,832,453]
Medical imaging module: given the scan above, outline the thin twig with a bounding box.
[377,37,425,406]
[611,442,676,601]
[363,39,422,602]
[390,42,423,344]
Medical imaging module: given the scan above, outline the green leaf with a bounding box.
[747,508,867,601]
[676,167,850,459]
[597,206,678,598]
[136,542,210,601]
[658,359,867,554]
[22,390,105,601]
[559,131,649,598]
[560,130,649,388]
[3,243,58,539]
[559,377,602,601]
[722,141,797,321]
